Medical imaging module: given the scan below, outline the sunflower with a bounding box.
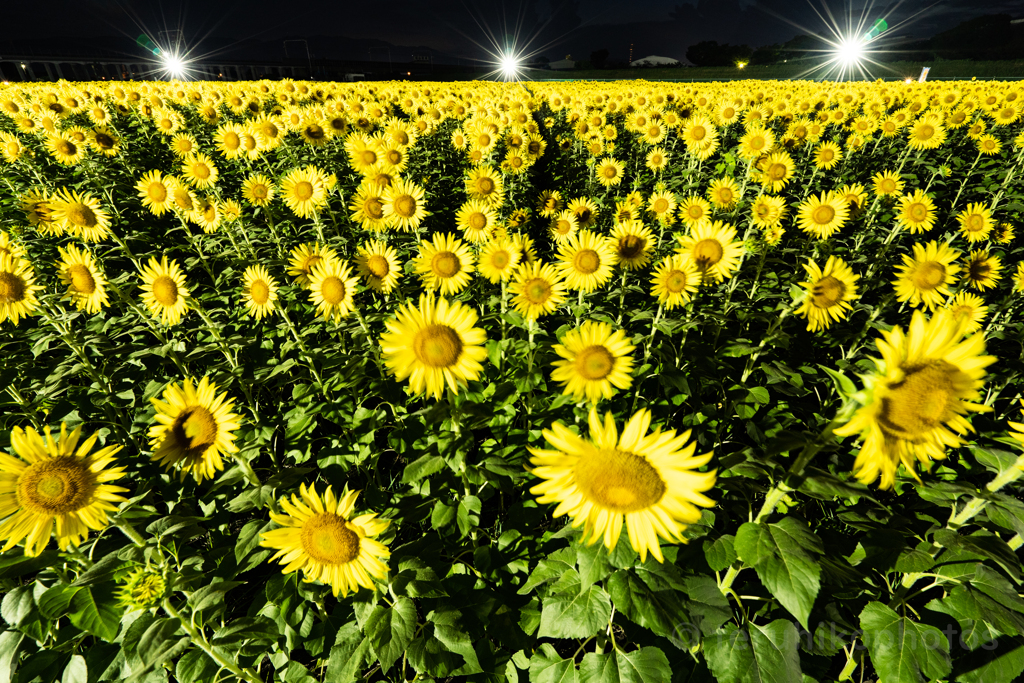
[976,134,1001,156]
[280,168,327,219]
[383,179,428,232]
[349,182,389,232]
[241,174,276,208]
[549,210,580,244]
[47,188,111,242]
[997,223,1015,245]
[646,147,670,172]
[834,308,995,489]
[813,141,843,170]
[213,124,244,159]
[288,243,338,288]
[678,195,712,228]
[759,151,796,193]
[956,203,994,243]
[872,170,904,197]
[139,255,191,325]
[682,115,719,157]
[646,191,677,225]
[89,126,120,157]
[355,240,402,294]
[529,408,716,562]
[961,249,1002,291]
[0,254,42,325]
[707,177,740,209]
[610,221,655,270]
[477,238,522,284]
[193,197,221,234]
[838,183,869,217]
[149,376,241,483]
[45,134,85,165]
[170,133,198,159]
[537,189,563,218]
[750,194,787,228]
[465,166,504,206]
[595,158,625,187]
[55,245,108,314]
[456,200,498,243]
[551,321,636,403]
[413,232,475,295]
[167,178,198,218]
[676,220,743,284]
[906,114,947,150]
[650,254,699,309]
[0,232,25,262]
[737,125,775,160]
[945,292,988,334]
[509,262,568,319]
[379,293,488,399]
[896,190,937,234]
[260,484,390,598]
[0,131,23,163]
[0,423,128,557]
[557,230,619,293]
[308,258,359,323]
[892,241,961,311]
[795,256,859,332]
[241,265,278,320]
[134,170,171,217]
[568,197,600,229]
[796,191,849,240]
[180,153,219,189]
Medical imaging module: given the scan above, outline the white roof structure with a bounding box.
[549,59,576,70]
[630,55,681,67]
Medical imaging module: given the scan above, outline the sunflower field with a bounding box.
[1,76,1024,683]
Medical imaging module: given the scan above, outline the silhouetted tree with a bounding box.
[590,48,609,69]
[685,41,752,66]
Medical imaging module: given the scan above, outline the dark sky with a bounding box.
[1,0,1020,65]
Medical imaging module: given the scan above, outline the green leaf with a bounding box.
[704,535,737,572]
[0,631,24,683]
[576,541,613,590]
[212,616,279,645]
[189,581,243,614]
[519,548,576,595]
[402,453,446,484]
[538,572,612,639]
[364,596,417,673]
[606,570,690,643]
[704,620,802,683]
[613,647,673,683]
[38,584,82,619]
[70,552,132,587]
[457,495,482,537]
[927,565,1024,637]
[138,618,189,669]
[682,576,733,636]
[175,649,220,683]
[61,655,87,683]
[528,643,579,683]
[859,602,951,683]
[325,627,372,683]
[1,586,35,627]
[431,501,456,529]
[954,636,1024,683]
[735,517,822,629]
[68,584,123,642]
[0,552,59,580]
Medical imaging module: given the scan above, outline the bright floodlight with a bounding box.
[500,54,520,80]
[162,53,186,79]
[835,38,865,68]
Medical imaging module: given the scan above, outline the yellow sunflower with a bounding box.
[355,240,402,294]
[260,485,390,598]
[896,190,937,234]
[834,308,995,489]
[509,261,568,319]
[0,423,128,557]
[906,114,946,150]
[961,249,1002,291]
[610,221,655,270]
[795,256,860,332]
[675,220,743,284]
[956,203,994,243]
[383,179,428,232]
[0,253,42,325]
[45,134,85,165]
[477,238,522,284]
[650,255,700,309]
[796,191,849,240]
[759,151,795,193]
[55,244,108,314]
[378,293,488,399]
[241,265,278,320]
[47,188,111,242]
[812,141,843,170]
[551,321,635,403]
[647,191,677,225]
[349,182,389,232]
[308,258,359,323]
[456,200,498,243]
[556,230,620,292]
[568,197,600,229]
[945,292,988,334]
[529,408,716,563]
[241,174,276,208]
[149,376,241,483]
[595,158,625,187]
[549,210,580,245]
[750,194,787,228]
[678,195,712,228]
[892,241,961,311]
[414,232,475,295]
[135,170,173,217]
[465,166,504,207]
[537,189,564,218]
[280,168,327,219]
[872,170,904,197]
[288,243,338,288]
[139,255,191,325]
[181,153,219,189]
[707,177,740,209]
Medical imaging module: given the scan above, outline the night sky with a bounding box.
[1,0,1021,65]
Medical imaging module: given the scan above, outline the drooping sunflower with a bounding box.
[241,174,276,208]
[379,293,488,399]
[961,249,1002,291]
[872,170,904,197]
[997,223,1015,245]
[568,197,600,229]
[465,166,504,207]
[355,240,402,294]
[678,195,712,228]
[477,238,522,284]
[280,167,327,219]
[537,190,564,218]
[0,423,128,556]
[892,241,961,311]
[834,308,995,489]
[795,256,860,332]
[529,408,716,562]
[650,254,700,309]
[610,221,655,270]
[241,265,278,320]
[838,183,869,217]
[89,126,120,157]
[139,255,191,325]
[509,261,568,320]
[796,191,849,240]
[414,232,475,296]
[55,244,108,314]
[383,179,428,232]
[135,170,173,217]
[812,141,843,170]
[551,321,635,403]
[556,230,619,293]
[594,158,625,187]
[149,376,241,483]
[455,200,498,243]
[675,220,743,284]
[956,203,994,243]
[750,194,787,229]
[47,188,111,242]
[945,291,988,334]
[707,176,740,209]
[896,190,937,234]
[260,484,390,598]
[288,243,338,288]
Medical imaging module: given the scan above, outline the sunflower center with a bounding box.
[476,178,495,194]
[386,150,402,165]
[693,239,724,266]
[573,249,601,274]
[306,125,325,140]
[394,195,416,218]
[819,149,834,162]
[601,165,618,179]
[366,255,390,278]
[811,276,844,308]
[917,124,934,140]
[57,140,76,156]
[360,150,376,165]
[320,276,346,305]
[299,513,361,565]
[148,183,167,202]
[67,204,97,228]
[555,219,573,235]
[879,361,957,439]
[363,198,384,220]
[951,304,973,321]
[969,259,991,280]
[909,203,928,221]
[687,205,704,219]
[812,205,836,225]
[17,457,94,514]
[619,235,644,258]
[574,448,666,513]
[750,137,765,150]
[525,278,551,303]
[912,262,946,290]
[95,133,115,149]
[880,179,896,193]
[431,252,461,278]
[965,215,985,232]
[468,212,487,230]
[716,189,733,203]
[169,406,218,457]
[652,198,669,213]
[0,272,27,303]
[249,280,270,305]
[223,132,240,150]
[252,185,268,199]
[67,264,96,294]
[293,182,314,201]
[413,324,463,368]
[151,275,179,306]
[192,164,211,180]
[666,270,689,293]
[768,163,787,180]
[690,126,706,141]
[575,345,615,380]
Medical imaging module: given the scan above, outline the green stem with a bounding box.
[162,600,264,683]
[278,307,327,393]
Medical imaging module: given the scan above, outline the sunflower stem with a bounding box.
[616,270,628,326]
[278,307,327,394]
[115,521,147,548]
[162,599,265,683]
[948,151,983,217]
[5,386,42,430]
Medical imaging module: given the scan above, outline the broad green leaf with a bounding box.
[457,495,482,537]
[528,643,579,683]
[1,586,35,627]
[68,584,123,642]
[704,535,737,572]
[189,581,244,614]
[682,576,733,636]
[138,618,190,669]
[954,636,1024,683]
[605,569,690,642]
[704,620,802,683]
[576,540,613,590]
[402,453,445,484]
[538,573,612,639]
[61,655,87,683]
[613,647,673,683]
[175,649,220,683]
[0,631,24,683]
[518,548,577,595]
[735,517,822,629]
[325,623,372,683]
[364,596,417,673]
[927,565,1024,636]
[859,602,951,683]
[38,584,82,619]
[212,616,279,645]
[0,552,59,580]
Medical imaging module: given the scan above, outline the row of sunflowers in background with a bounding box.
[1,75,1024,682]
